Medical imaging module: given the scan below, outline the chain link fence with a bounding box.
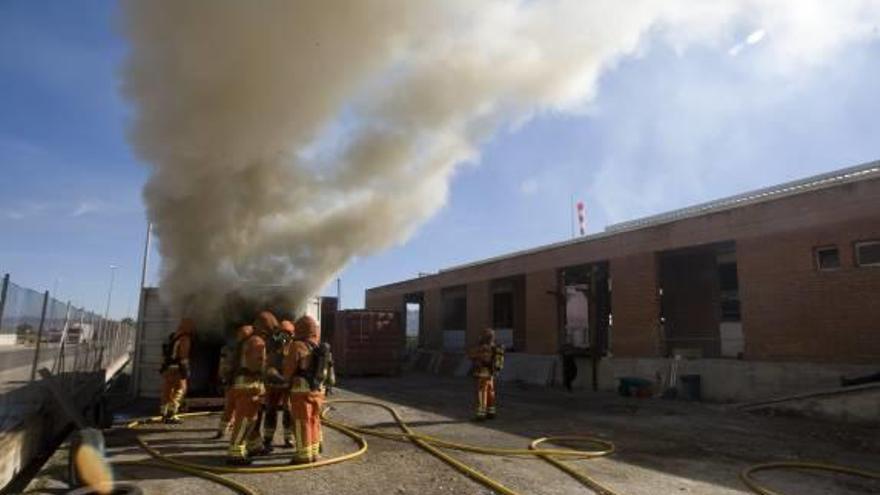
[0,273,135,429]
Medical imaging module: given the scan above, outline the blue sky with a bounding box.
[1,2,879,316]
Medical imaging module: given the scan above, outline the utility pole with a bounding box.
[337,277,342,309]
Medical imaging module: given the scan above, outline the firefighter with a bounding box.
[247,310,279,456]
[262,319,296,451]
[468,328,504,420]
[226,320,267,465]
[159,317,195,424]
[214,325,251,439]
[284,315,326,464]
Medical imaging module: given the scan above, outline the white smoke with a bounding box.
[121,0,880,317]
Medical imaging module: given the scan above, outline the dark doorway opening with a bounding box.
[558,262,611,391]
[658,241,741,358]
[440,286,467,351]
[489,275,525,351]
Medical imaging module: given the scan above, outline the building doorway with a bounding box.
[658,241,741,358]
[440,286,467,351]
[403,293,424,355]
[559,262,611,390]
[489,275,525,351]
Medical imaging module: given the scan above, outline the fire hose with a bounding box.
[115,400,879,495]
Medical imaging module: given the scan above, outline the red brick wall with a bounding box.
[512,277,527,351]
[738,216,880,363]
[423,288,443,349]
[466,281,490,347]
[366,177,880,361]
[524,269,559,354]
[610,253,661,357]
[364,292,401,312]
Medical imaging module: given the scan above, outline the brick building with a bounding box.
[365,161,880,401]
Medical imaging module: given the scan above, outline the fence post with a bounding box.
[53,301,72,374]
[72,309,83,387]
[30,290,50,382]
[0,274,9,332]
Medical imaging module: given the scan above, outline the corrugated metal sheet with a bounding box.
[332,310,403,377]
[136,288,176,398]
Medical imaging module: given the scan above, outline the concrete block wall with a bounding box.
[606,357,880,402]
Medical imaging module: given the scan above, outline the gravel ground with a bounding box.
[22,373,880,495]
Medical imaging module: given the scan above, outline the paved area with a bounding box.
[21,374,880,495]
[0,344,64,368]
[0,344,85,397]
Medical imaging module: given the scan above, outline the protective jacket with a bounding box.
[232,333,266,390]
[161,318,194,376]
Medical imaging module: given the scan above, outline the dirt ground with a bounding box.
[22,374,880,495]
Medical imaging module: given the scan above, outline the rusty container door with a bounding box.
[332,310,402,377]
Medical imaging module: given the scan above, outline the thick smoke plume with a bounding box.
[121,1,879,320]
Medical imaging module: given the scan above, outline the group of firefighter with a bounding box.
[159,310,333,465]
[159,312,505,465]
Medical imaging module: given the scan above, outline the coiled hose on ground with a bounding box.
[116,399,879,495]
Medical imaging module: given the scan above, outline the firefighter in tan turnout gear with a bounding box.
[226,318,268,465]
[283,315,334,464]
[159,317,195,424]
[468,328,504,420]
[262,319,296,451]
[215,324,251,439]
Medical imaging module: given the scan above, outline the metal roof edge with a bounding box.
[434,159,880,276]
[605,160,880,233]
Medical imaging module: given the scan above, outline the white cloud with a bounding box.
[519,177,539,196]
[746,29,767,45]
[70,200,105,217]
[729,28,767,56]
[1,201,50,221]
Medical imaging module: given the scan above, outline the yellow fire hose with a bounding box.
[115,400,879,495]
[740,461,880,495]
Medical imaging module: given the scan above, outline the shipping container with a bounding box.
[332,310,403,377]
[133,286,328,399]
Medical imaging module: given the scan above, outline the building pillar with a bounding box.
[524,269,560,355]
[423,288,443,350]
[466,280,490,348]
[610,253,661,357]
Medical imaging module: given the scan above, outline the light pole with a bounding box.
[131,222,152,399]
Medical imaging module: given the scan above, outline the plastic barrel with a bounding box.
[679,374,702,401]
